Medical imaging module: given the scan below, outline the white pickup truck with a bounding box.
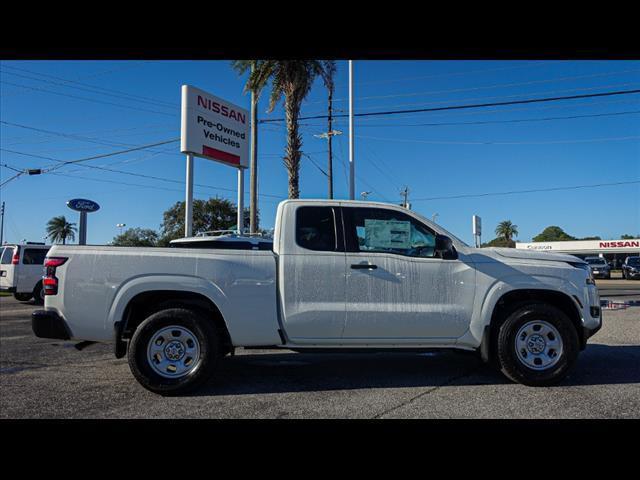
[32,200,602,395]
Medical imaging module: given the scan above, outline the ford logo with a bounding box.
[67,198,100,212]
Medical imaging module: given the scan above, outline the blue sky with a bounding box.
[1,60,639,246]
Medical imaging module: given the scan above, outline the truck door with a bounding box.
[341,206,475,343]
[278,205,346,343]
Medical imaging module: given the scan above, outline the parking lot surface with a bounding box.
[1,294,638,419]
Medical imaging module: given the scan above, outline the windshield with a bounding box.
[586,258,606,265]
[627,257,640,266]
[410,211,470,248]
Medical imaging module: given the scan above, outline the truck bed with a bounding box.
[44,245,281,345]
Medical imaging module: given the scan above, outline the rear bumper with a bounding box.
[0,286,16,293]
[32,310,72,340]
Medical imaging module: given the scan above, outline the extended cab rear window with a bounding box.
[295,206,338,252]
[22,248,48,265]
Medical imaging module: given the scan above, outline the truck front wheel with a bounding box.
[128,308,222,395]
[496,303,580,387]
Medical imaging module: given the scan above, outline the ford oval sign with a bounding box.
[67,198,100,213]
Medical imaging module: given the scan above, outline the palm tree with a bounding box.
[232,60,336,199]
[495,220,519,242]
[47,216,77,245]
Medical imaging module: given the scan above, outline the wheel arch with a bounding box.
[480,288,583,363]
[107,275,232,358]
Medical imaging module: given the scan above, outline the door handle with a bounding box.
[351,263,377,270]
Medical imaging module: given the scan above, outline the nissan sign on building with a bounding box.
[180,85,249,168]
[516,238,640,268]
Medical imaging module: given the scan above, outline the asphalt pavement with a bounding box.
[1,293,638,419]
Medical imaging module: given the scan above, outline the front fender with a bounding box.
[456,273,582,349]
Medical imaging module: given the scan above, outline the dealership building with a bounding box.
[515,239,640,268]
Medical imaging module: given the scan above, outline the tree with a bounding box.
[231,60,336,199]
[481,237,516,248]
[158,198,253,245]
[46,216,77,245]
[621,234,639,239]
[495,220,519,242]
[532,226,576,242]
[580,236,601,241]
[112,228,159,247]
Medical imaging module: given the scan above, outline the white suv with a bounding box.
[0,243,51,304]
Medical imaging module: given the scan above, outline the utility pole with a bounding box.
[348,60,355,200]
[314,129,342,199]
[400,186,410,208]
[0,202,4,245]
[249,62,259,234]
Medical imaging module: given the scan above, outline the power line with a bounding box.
[0,61,151,98]
[355,135,640,146]
[0,120,178,152]
[0,146,286,199]
[343,109,640,128]
[350,81,640,113]
[329,68,640,104]
[260,88,640,123]
[1,70,179,110]
[412,180,640,202]
[0,80,176,117]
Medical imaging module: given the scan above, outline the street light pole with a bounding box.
[348,60,355,200]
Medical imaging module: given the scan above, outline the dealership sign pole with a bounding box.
[181,85,250,237]
[66,199,100,245]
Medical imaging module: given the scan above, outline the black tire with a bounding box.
[496,303,580,387]
[33,282,44,305]
[127,308,221,396]
[14,292,33,302]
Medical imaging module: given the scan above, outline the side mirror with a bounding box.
[435,234,453,253]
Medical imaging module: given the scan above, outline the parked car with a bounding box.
[31,200,602,395]
[0,243,51,304]
[621,256,640,280]
[170,231,273,251]
[584,256,611,279]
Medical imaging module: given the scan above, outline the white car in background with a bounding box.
[0,243,51,304]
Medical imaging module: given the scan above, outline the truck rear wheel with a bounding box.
[128,308,222,395]
[33,282,44,305]
[496,303,579,387]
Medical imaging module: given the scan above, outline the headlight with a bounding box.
[567,261,595,284]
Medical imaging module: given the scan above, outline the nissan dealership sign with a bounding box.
[180,85,249,168]
[516,239,640,253]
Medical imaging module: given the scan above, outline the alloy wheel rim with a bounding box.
[515,320,563,371]
[146,326,201,378]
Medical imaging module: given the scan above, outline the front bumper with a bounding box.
[591,271,610,279]
[32,310,71,340]
[625,270,640,279]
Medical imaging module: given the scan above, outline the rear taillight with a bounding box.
[11,253,19,265]
[43,257,68,296]
[45,257,68,268]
